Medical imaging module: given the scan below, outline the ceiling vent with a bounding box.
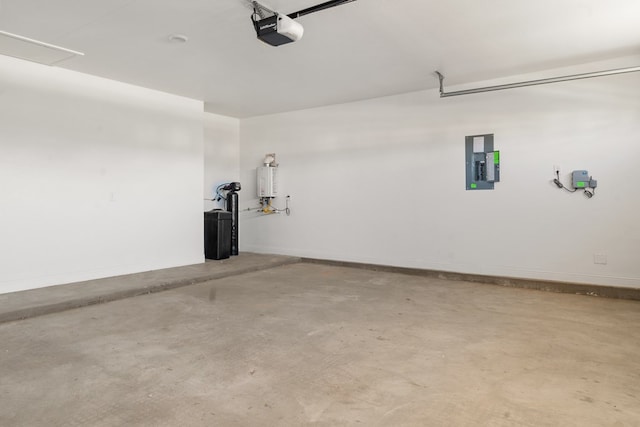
[0,30,84,66]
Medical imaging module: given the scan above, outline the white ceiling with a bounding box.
[1,0,639,117]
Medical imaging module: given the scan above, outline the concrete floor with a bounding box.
[0,253,299,323]
[1,263,639,426]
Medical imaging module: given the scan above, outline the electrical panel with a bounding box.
[465,134,500,190]
[257,166,278,198]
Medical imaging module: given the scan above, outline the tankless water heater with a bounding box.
[257,166,278,198]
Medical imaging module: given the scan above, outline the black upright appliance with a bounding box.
[226,190,239,255]
[221,182,241,256]
[204,210,231,260]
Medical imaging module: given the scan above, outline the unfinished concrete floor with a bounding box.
[1,263,639,426]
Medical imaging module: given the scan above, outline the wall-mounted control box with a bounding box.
[465,134,500,190]
[572,170,597,190]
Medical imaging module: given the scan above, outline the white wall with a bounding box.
[203,113,240,211]
[0,55,205,293]
[239,56,640,288]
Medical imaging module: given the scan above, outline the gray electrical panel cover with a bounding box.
[465,134,500,190]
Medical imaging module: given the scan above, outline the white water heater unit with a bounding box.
[257,165,278,197]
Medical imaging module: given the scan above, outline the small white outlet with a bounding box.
[594,253,607,265]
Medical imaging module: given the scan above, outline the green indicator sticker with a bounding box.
[577,181,586,188]
[494,151,500,164]
[471,183,477,189]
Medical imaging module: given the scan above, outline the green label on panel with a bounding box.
[494,151,500,164]
[471,183,477,189]
[577,181,586,187]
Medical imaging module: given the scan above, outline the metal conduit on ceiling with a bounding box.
[435,66,640,98]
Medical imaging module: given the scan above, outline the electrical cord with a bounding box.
[553,171,576,192]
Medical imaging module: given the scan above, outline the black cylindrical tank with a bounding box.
[226,191,239,255]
